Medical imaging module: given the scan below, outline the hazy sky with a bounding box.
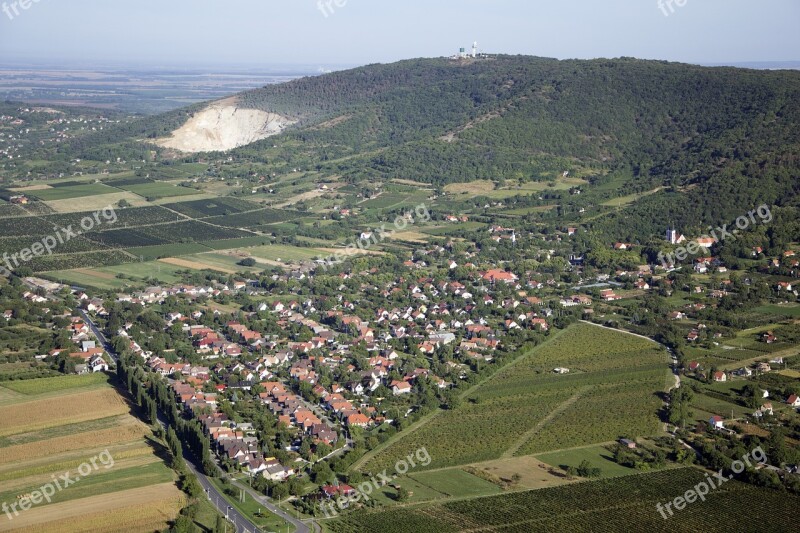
[0,0,798,69]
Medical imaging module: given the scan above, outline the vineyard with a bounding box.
[204,208,301,228]
[366,389,575,472]
[104,176,155,187]
[361,325,670,474]
[27,249,135,272]
[84,228,172,248]
[0,203,41,218]
[327,468,800,532]
[499,323,665,373]
[161,197,262,218]
[514,370,667,455]
[0,234,102,256]
[138,220,251,241]
[117,181,201,199]
[0,205,179,237]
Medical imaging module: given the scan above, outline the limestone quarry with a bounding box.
[155,101,295,153]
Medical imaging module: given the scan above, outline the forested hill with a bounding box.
[70,55,800,239]
[237,55,800,237]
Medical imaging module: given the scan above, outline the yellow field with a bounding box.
[0,389,129,437]
[0,453,160,495]
[70,268,117,281]
[44,192,148,213]
[8,185,53,191]
[158,256,237,274]
[0,417,149,466]
[0,376,182,532]
[1,483,185,533]
[151,192,220,205]
[444,179,496,195]
[462,455,577,490]
[391,231,430,243]
[317,247,382,257]
[444,177,590,199]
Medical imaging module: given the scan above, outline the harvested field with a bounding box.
[70,268,117,281]
[1,483,184,533]
[444,179,495,195]
[0,454,160,495]
[44,192,148,213]
[158,256,237,274]
[275,188,328,208]
[464,454,577,490]
[0,389,129,437]
[8,185,53,191]
[0,418,149,465]
[0,443,156,483]
[390,231,430,243]
[317,247,382,257]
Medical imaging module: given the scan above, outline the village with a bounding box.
[4,215,795,510]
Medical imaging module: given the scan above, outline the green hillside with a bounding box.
[27,55,800,246]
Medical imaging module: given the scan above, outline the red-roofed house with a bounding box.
[481,269,518,284]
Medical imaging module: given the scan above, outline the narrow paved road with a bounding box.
[185,460,262,533]
[226,475,316,533]
[79,309,116,361]
[83,311,262,533]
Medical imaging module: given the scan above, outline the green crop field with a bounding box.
[407,469,502,498]
[2,373,111,395]
[242,244,329,262]
[30,183,117,201]
[753,304,800,317]
[121,181,202,199]
[48,261,189,289]
[130,242,214,260]
[691,393,752,423]
[201,236,274,250]
[535,445,640,478]
[161,197,261,218]
[360,324,670,473]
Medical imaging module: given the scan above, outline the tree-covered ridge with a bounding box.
[234,56,800,195]
[53,55,800,238]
